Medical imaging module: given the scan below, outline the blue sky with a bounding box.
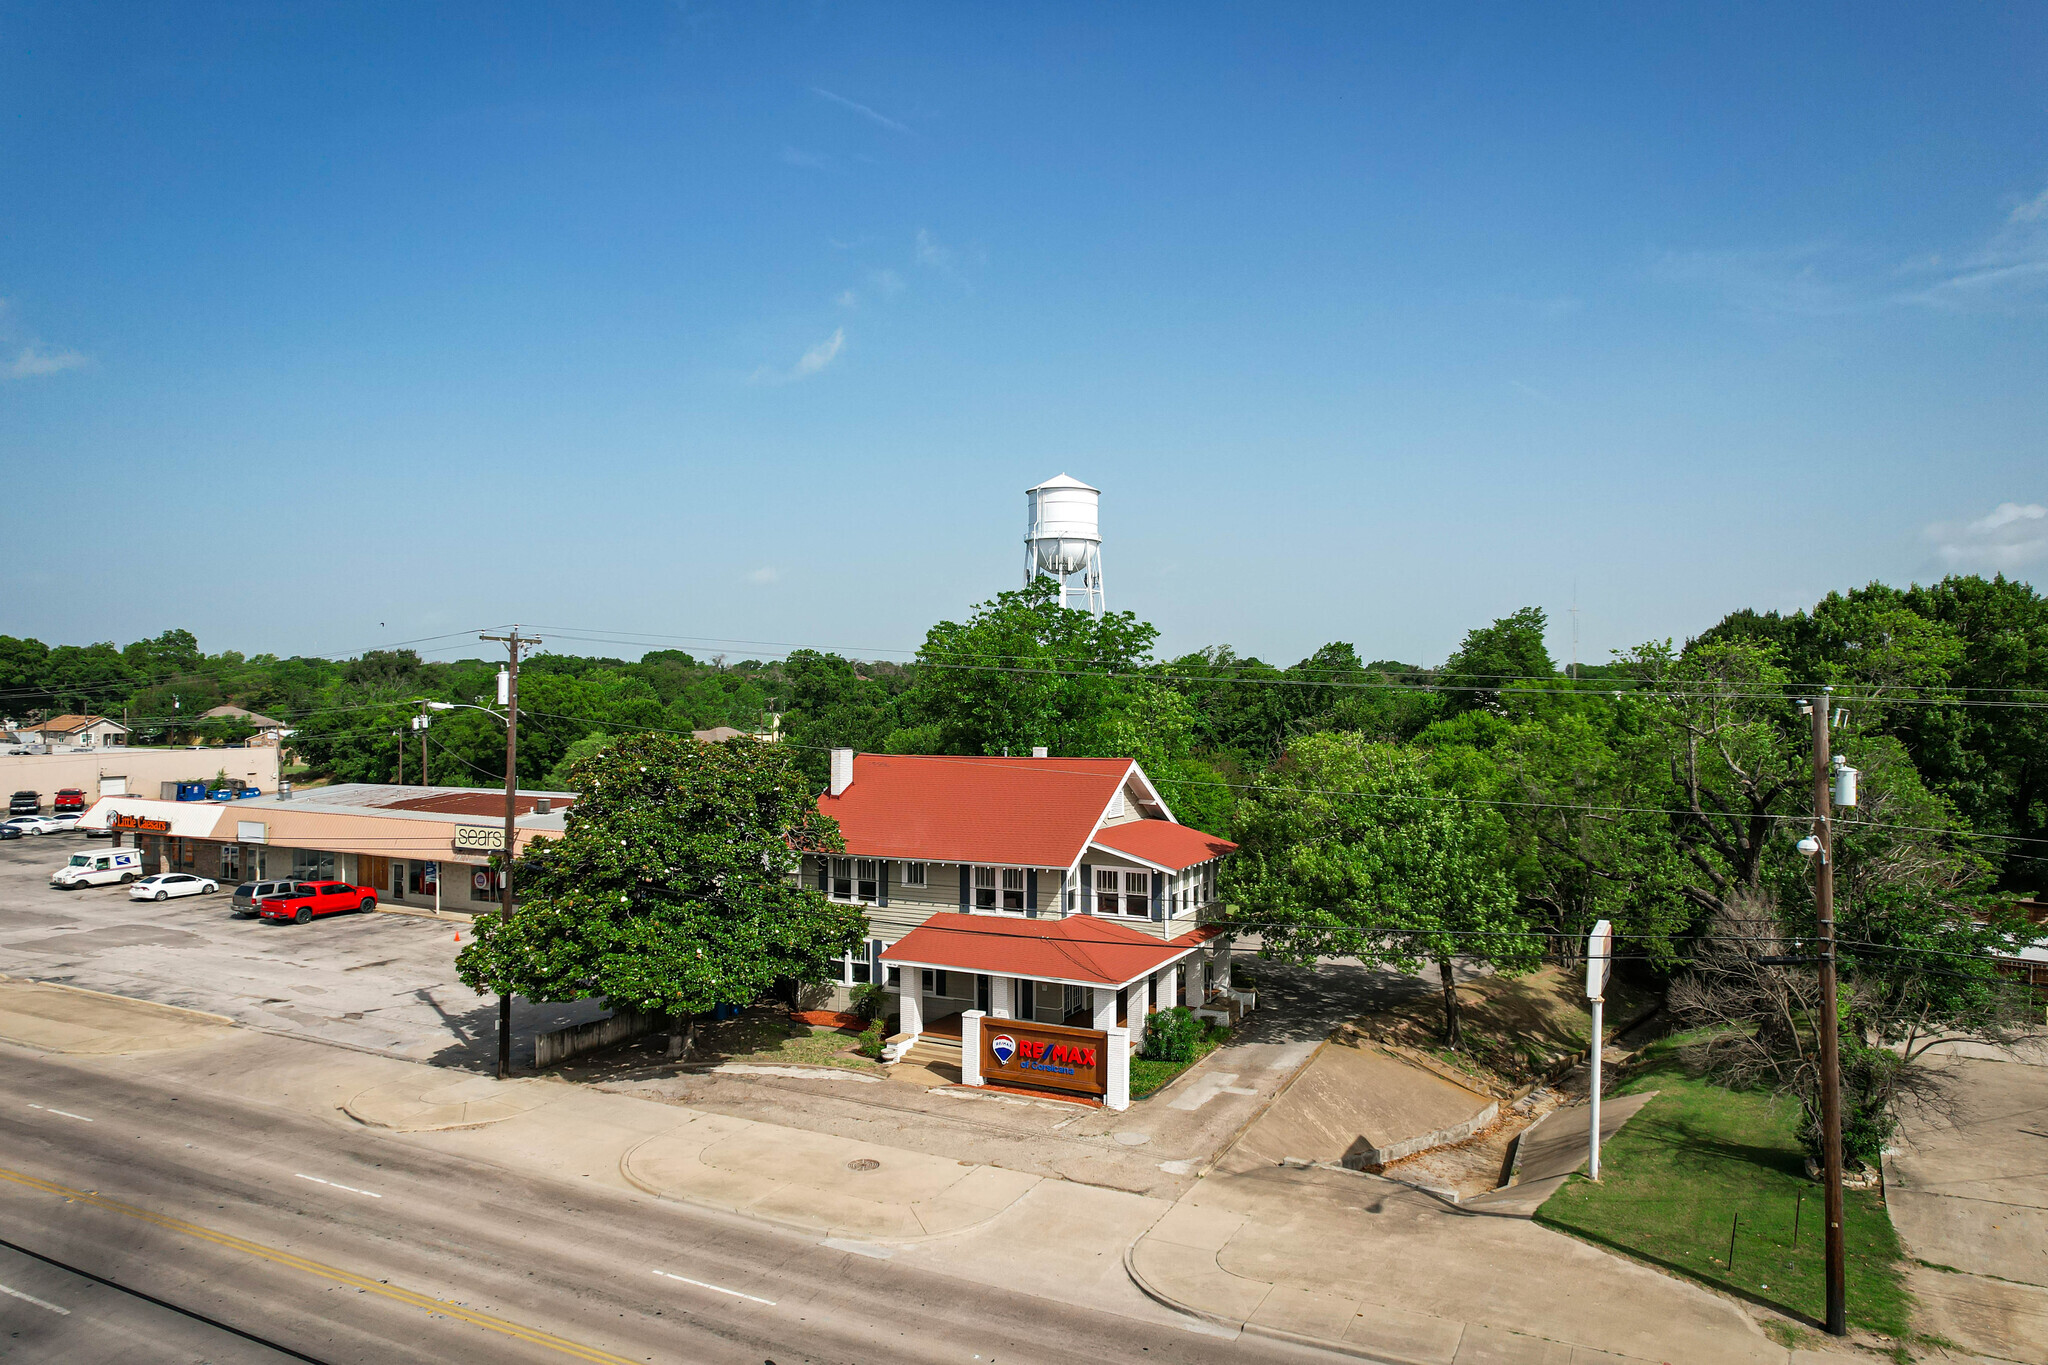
[2,3,2043,670]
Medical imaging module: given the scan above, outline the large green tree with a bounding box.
[1228,734,1535,1045]
[455,733,864,1056]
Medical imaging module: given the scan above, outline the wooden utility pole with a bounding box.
[480,628,538,1080]
[1809,686,1848,1336]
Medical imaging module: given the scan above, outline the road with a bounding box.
[0,1050,1332,1365]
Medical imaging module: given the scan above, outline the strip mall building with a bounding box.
[803,750,1244,1109]
[81,784,571,915]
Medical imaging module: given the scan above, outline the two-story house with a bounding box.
[800,749,1241,1074]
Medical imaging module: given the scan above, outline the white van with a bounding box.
[51,848,144,888]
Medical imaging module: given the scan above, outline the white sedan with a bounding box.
[3,815,64,835]
[129,873,219,902]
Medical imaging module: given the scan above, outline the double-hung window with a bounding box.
[856,858,878,901]
[830,857,854,901]
[841,951,870,985]
[903,862,927,888]
[1096,868,1120,914]
[1123,870,1149,918]
[1001,867,1025,911]
[973,866,997,910]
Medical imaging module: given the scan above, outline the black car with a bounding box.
[8,791,38,816]
[0,824,19,841]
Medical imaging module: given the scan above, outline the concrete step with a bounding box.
[902,1035,962,1068]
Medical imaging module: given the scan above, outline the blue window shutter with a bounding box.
[1151,871,1164,921]
[1080,863,1093,914]
[959,863,970,912]
[869,938,882,978]
[1026,869,1038,916]
[815,856,827,894]
[877,860,889,908]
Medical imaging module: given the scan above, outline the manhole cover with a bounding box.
[846,1158,880,1172]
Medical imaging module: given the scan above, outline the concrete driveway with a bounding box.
[0,835,605,1068]
[1887,1050,2048,1363]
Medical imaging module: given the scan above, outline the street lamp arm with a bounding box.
[422,701,511,726]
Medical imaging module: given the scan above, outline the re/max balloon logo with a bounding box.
[990,1034,1017,1064]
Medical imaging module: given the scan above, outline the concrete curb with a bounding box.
[1119,1236,1432,1365]
[616,1131,1030,1247]
[0,973,237,1025]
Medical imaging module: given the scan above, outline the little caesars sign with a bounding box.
[451,825,506,853]
[979,1018,1107,1097]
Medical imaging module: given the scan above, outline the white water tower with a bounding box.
[1024,473,1105,616]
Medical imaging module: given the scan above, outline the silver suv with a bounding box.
[231,879,296,918]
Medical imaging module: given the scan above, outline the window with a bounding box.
[831,857,853,900]
[1096,868,1120,914]
[903,862,926,888]
[1124,871,1150,918]
[920,968,950,996]
[973,866,997,910]
[841,951,870,986]
[856,858,878,901]
[471,866,504,902]
[220,844,242,880]
[886,965,900,987]
[1001,867,1025,912]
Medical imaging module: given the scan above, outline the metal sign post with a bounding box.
[1586,918,1613,1180]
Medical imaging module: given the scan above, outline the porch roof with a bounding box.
[880,911,1207,990]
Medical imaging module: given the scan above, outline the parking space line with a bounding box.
[0,1280,71,1315]
[650,1268,776,1305]
[27,1103,93,1122]
[294,1173,382,1198]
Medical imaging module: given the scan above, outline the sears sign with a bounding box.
[978,1019,1107,1096]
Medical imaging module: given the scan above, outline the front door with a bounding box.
[392,861,406,900]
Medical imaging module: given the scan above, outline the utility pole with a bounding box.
[480,628,539,1080]
[1808,686,1848,1337]
[393,729,404,785]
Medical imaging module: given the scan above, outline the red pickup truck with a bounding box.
[258,880,378,924]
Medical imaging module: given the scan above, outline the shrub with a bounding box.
[849,981,888,1023]
[1142,1005,1202,1063]
[857,1019,887,1059]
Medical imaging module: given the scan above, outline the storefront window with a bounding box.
[291,850,336,880]
[220,845,242,881]
[470,866,503,903]
[409,861,439,896]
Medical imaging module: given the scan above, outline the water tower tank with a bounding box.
[1024,474,1105,615]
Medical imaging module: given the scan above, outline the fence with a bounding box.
[533,1008,659,1069]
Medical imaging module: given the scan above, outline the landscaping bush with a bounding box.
[857,1019,887,1059]
[1142,1005,1202,1062]
[849,981,888,1024]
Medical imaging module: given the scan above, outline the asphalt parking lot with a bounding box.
[0,833,605,1068]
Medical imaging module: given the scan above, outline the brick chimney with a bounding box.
[829,748,854,797]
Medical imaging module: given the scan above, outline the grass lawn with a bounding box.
[1131,1025,1230,1100]
[706,1016,885,1072]
[1535,1055,1910,1338]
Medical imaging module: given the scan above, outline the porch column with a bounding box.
[899,968,923,1041]
[1129,972,1151,1046]
[1105,1027,1130,1111]
[960,1010,984,1087]
[989,975,1014,1019]
[1215,935,1233,995]
[1091,985,1116,1032]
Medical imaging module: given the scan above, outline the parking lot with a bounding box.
[0,832,606,1068]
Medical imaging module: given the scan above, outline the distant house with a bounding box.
[21,714,129,748]
[691,726,774,743]
[200,705,288,745]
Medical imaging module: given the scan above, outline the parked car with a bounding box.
[257,880,378,924]
[9,791,39,815]
[50,847,144,887]
[52,788,87,813]
[0,824,19,840]
[129,872,219,902]
[42,811,82,832]
[230,879,299,918]
[4,815,63,836]
[83,822,114,839]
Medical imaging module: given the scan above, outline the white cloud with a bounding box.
[835,290,858,309]
[747,566,780,585]
[810,87,910,134]
[750,327,845,385]
[914,228,954,271]
[1927,501,2048,571]
[7,344,89,378]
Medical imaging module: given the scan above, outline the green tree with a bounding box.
[455,734,865,1057]
[1438,607,1555,716]
[1228,734,1535,1045]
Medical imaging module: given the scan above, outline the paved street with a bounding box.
[0,836,605,1067]
[0,1037,1333,1365]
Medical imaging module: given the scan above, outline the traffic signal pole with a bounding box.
[1809,687,1848,1337]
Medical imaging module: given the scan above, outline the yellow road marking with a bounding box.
[0,1166,641,1364]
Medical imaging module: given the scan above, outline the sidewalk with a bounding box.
[5,981,1867,1364]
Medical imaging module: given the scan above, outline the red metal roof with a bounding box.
[819,754,1137,867]
[880,912,1201,988]
[1090,820,1236,871]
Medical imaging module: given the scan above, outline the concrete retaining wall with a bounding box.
[1344,1099,1499,1169]
[533,1008,658,1069]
